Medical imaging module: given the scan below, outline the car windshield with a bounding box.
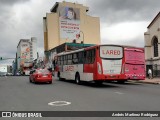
[37,69,50,74]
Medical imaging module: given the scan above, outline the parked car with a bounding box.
[29,69,52,84]
[0,72,7,76]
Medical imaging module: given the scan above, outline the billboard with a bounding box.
[20,43,30,66]
[59,6,80,40]
[100,46,123,59]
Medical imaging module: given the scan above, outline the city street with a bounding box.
[1,0,160,120]
[0,76,160,113]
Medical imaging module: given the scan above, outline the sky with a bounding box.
[0,0,160,65]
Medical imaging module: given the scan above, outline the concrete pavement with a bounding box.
[1,76,160,113]
[134,77,160,84]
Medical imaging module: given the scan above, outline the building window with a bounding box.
[153,37,159,57]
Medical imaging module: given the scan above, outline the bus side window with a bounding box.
[84,51,89,64]
[91,49,95,63]
[86,51,91,63]
[78,52,84,64]
[67,54,72,65]
[64,55,67,65]
[85,49,95,64]
[61,55,65,65]
[72,53,78,64]
[84,51,87,64]
[57,56,61,65]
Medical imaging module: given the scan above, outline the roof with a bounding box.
[50,1,89,13]
[17,39,30,48]
[56,44,144,56]
[147,12,160,28]
[66,43,94,47]
[50,2,59,13]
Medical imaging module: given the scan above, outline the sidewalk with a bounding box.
[137,77,160,84]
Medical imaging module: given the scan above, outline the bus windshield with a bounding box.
[100,46,123,59]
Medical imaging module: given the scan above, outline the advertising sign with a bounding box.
[59,6,80,40]
[100,46,123,59]
[21,43,30,60]
[20,43,30,66]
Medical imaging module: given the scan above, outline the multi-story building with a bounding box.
[30,37,37,61]
[43,1,100,51]
[144,12,160,77]
[16,37,37,74]
[43,1,100,68]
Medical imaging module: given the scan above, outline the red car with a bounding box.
[29,69,52,84]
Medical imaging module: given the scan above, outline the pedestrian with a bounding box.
[148,69,152,79]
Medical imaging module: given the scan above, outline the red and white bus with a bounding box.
[54,44,145,84]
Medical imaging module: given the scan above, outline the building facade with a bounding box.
[43,1,100,52]
[30,37,38,61]
[17,38,37,71]
[144,12,160,77]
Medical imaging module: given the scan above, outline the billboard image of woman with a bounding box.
[59,6,80,40]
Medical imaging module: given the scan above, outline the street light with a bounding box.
[79,31,84,44]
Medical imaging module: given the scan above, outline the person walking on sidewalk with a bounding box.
[148,69,152,79]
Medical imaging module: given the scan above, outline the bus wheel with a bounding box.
[75,74,81,85]
[94,81,103,85]
[117,80,126,84]
[48,81,52,84]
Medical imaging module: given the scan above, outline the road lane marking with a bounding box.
[48,101,71,106]
[115,92,124,95]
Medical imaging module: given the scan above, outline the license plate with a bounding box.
[43,74,47,77]
[110,76,116,78]
[133,76,137,79]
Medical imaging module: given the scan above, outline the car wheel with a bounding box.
[30,79,32,83]
[32,78,36,84]
[49,81,52,84]
[29,77,32,83]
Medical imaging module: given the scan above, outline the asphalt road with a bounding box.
[0,76,160,120]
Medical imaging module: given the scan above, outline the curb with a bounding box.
[136,81,160,85]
